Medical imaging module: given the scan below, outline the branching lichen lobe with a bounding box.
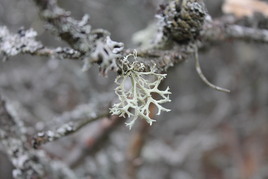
[110,52,171,129]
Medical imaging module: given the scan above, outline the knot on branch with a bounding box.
[156,0,206,46]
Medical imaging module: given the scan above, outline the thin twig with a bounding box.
[194,46,231,93]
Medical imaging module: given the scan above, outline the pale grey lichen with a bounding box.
[82,34,124,76]
[0,26,43,57]
[110,51,171,129]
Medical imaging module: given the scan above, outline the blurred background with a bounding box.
[1,0,268,179]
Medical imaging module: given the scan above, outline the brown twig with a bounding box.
[125,95,157,179]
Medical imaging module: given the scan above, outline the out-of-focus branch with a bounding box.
[33,0,124,75]
[32,93,114,148]
[31,0,206,74]
[125,94,157,179]
[0,26,81,60]
[2,0,268,75]
[32,113,108,149]
[68,115,125,168]
[0,96,45,178]
[33,0,92,51]
[0,96,77,179]
[202,19,268,43]
[133,0,268,73]
[130,0,207,72]
[125,120,150,179]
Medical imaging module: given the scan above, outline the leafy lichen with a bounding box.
[82,33,124,76]
[110,51,171,129]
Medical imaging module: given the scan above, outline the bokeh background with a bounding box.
[1,0,268,178]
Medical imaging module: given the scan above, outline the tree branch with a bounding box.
[125,93,157,179]
[2,0,268,75]
[0,26,81,60]
[33,0,124,75]
[32,113,108,149]
[68,115,125,168]
[32,93,114,148]
[202,19,268,43]
[0,96,77,179]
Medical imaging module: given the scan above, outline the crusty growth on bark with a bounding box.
[155,0,206,46]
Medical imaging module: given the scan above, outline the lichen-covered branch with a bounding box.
[32,93,114,148]
[0,97,44,178]
[0,26,81,60]
[126,0,207,73]
[0,96,77,179]
[133,44,193,72]
[133,0,268,73]
[30,0,204,75]
[32,111,108,149]
[33,0,92,51]
[33,0,124,75]
[202,20,268,43]
[2,0,268,75]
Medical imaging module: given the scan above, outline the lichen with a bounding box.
[0,26,43,57]
[110,51,171,129]
[82,33,124,76]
